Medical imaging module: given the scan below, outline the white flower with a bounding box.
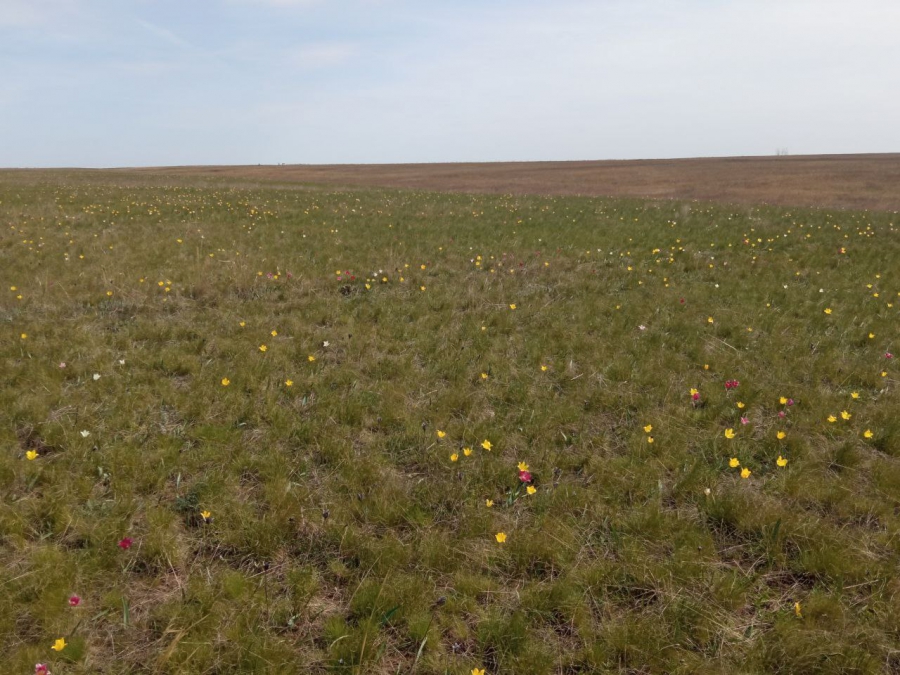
[80,430,91,438]
[118,359,125,365]
[638,325,646,331]
[92,373,101,381]
[322,341,330,348]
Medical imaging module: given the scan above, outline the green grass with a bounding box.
[2,172,900,674]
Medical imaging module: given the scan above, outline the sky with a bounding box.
[1,0,899,167]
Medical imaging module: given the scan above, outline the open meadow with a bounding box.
[3,170,900,674]
[135,153,900,212]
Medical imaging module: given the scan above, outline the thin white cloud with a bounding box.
[0,4,44,27]
[136,19,199,52]
[242,0,900,163]
[229,0,323,7]
[287,42,357,69]
[0,0,77,28]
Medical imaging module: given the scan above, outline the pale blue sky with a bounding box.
[2,0,898,167]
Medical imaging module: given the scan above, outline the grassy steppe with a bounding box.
[2,173,900,673]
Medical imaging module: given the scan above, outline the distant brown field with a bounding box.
[125,153,900,211]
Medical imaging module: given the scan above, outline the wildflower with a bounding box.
[776,431,786,440]
[827,415,837,423]
[725,379,739,390]
[840,410,851,421]
[824,308,832,314]
[221,377,230,386]
[436,430,446,439]
[93,373,101,381]
[271,330,278,337]
[495,532,507,544]
[729,458,740,468]
[707,317,714,324]
[777,456,788,467]
[285,379,293,387]
[704,487,711,496]
[463,447,472,456]
[526,485,537,495]
[26,450,38,460]
[518,469,532,483]
[472,669,486,675]
[118,537,133,550]
[740,417,749,425]
[481,439,492,451]
[51,638,67,651]
[851,392,860,399]
[239,321,246,327]
[59,362,66,368]
[21,333,27,340]
[647,436,654,444]
[480,372,488,380]
[80,430,90,438]
[864,429,874,439]
[643,424,653,433]
[308,355,315,362]
[200,510,211,522]
[740,468,751,479]
[450,453,459,462]
[794,602,802,617]
[517,461,529,472]
[259,345,267,352]
[485,499,494,508]
[541,365,548,371]
[35,664,49,675]
[724,428,736,439]
[69,594,81,607]
[509,304,516,310]
[779,396,788,405]
[737,401,745,409]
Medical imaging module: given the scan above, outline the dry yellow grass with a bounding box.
[115,153,900,212]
